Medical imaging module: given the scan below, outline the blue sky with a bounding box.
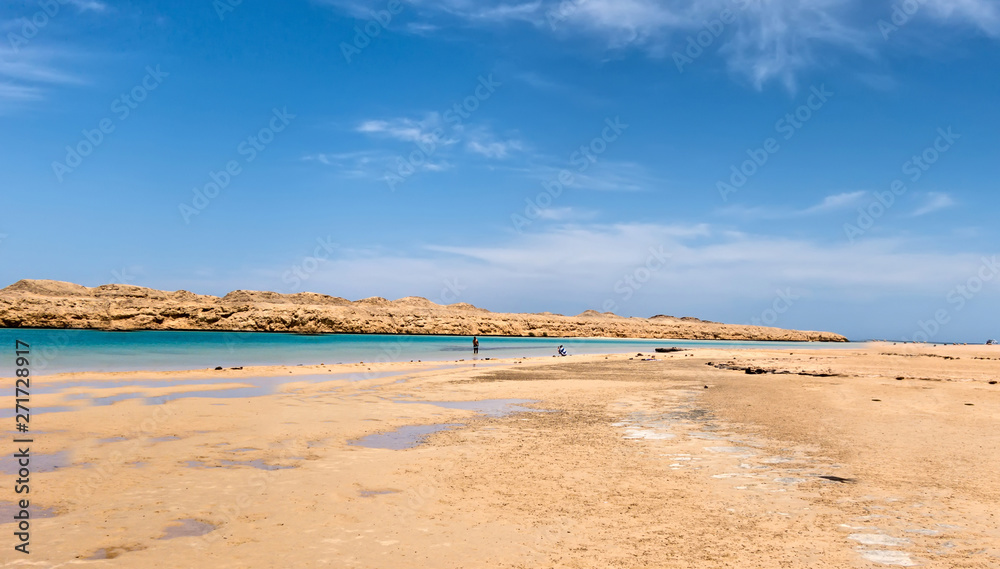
[1,0,998,342]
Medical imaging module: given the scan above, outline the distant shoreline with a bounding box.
[0,279,849,342]
[0,326,852,342]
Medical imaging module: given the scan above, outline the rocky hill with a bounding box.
[0,280,847,341]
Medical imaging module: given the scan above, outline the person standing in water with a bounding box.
[473,336,479,354]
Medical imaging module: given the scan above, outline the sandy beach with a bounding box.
[7,2,997,567]
[3,344,999,567]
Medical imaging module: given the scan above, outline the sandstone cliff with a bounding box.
[0,280,848,342]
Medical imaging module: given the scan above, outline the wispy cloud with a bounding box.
[922,0,1000,36]
[0,52,82,85]
[0,82,42,102]
[801,191,867,214]
[320,0,1000,88]
[541,0,872,89]
[513,160,658,192]
[911,192,955,216]
[404,21,441,35]
[65,0,109,12]
[303,149,451,179]
[311,0,381,19]
[0,0,109,108]
[511,70,608,106]
[571,161,652,191]
[467,139,522,158]
[304,150,399,178]
[535,206,599,221]
[445,1,542,23]
[720,190,867,219]
[308,114,525,180]
[355,113,459,146]
[465,127,523,158]
[250,222,995,320]
[0,47,87,109]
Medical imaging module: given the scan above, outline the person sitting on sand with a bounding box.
[558,345,568,356]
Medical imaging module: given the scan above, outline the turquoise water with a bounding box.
[0,329,853,374]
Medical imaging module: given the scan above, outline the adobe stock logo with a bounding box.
[545,0,587,30]
[672,0,755,73]
[511,117,628,232]
[281,237,339,291]
[384,74,501,192]
[601,246,670,314]
[51,65,169,182]
[6,0,84,54]
[749,289,800,327]
[717,84,833,202]
[213,0,244,21]
[340,0,404,63]
[843,127,959,243]
[179,107,295,223]
[878,0,929,41]
[903,255,999,343]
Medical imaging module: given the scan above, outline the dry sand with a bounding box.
[2,344,998,567]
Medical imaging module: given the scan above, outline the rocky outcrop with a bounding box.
[0,280,848,342]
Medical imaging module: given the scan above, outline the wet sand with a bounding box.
[3,344,999,567]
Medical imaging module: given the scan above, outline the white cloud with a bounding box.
[453,1,542,23]
[304,150,389,177]
[355,113,459,146]
[303,149,451,179]
[511,70,610,106]
[572,162,652,191]
[422,161,452,172]
[467,139,522,158]
[465,128,523,158]
[516,160,657,192]
[303,150,378,165]
[0,0,110,108]
[721,1,872,90]
[245,222,996,326]
[322,0,871,87]
[0,47,87,109]
[320,0,1000,88]
[922,0,1000,35]
[319,115,523,180]
[0,46,88,83]
[720,190,868,219]
[911,192,955,216]
[801,190,867,213]
[312,0,379,18]
[405,22,441,35]
[548,0,875,89]
[65,0,109,12]
[535,206,598,221]
[0,82,43,102]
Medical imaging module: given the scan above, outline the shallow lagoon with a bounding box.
[0,328,853,374]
